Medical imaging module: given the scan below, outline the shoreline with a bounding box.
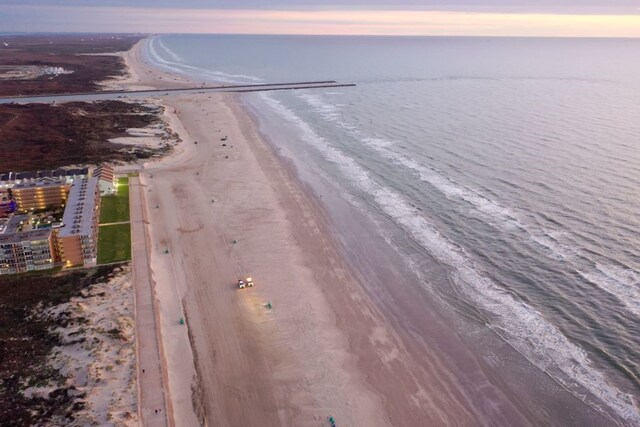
[118,38,389,425]
[1,34,635,426]
[123,36,533,427]
[112,36,627,426]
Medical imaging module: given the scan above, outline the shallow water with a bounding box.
[146,35,640,424]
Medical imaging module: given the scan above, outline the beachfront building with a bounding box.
[0,167,89,185]
[92,164,117,195]
[56,177,100,267]
[12,177,70,212]
[0,229,55,275]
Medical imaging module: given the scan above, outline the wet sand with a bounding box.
[119,38,527,427]
[112,39,619,426]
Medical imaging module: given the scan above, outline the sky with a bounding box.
[2,1,640,37]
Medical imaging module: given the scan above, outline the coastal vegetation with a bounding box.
[0,34,142,97]
[0,265,121,425]
[0,101,163,172]
[0,34,175,175]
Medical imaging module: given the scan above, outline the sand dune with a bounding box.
[34,266,138,426]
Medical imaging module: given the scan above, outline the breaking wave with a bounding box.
[259,92,640,424]
[297,92,640,326]
[145,36,262,84]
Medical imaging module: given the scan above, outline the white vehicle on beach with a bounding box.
[237,277,254,289]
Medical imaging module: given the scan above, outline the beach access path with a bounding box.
[130,175,172,426]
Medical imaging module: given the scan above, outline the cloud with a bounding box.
[2,0,640,14]
[1,5,640,37]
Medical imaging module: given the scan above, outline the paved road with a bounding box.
[0,81,356,104]
[130,176,171,426]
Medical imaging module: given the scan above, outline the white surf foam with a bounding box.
[295,92,640,325]
[528,232,569,261]
[145,37,188,75]
[362,136,571,260]
[359,132,640,322]
[297,92,342,123]
[258,92,640,424]
[365,136,523,225]
[157,37,183,63]
[296,92,523,230]
[578,264,640,319]
[305,96,531,234]
[145,36,262,84]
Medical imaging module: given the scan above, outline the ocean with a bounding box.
[145,34,640,425]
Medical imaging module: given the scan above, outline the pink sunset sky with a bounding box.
[2,2,640,37]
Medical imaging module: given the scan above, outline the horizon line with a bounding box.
[2,31,640,40]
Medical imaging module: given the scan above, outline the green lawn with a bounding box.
[99,177,130,224]
[97,224,131,264]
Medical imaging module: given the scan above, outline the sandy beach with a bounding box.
[112,38,546,426]
[0,28,634,427]
[117,40,388,426]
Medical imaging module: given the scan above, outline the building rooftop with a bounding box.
[93,164,115,182]
[59,177,99,238]
[0,229,51,245]
[0,168,89,183]
[16,172,37,180]
[13,177,67,190]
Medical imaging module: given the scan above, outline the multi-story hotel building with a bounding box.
[0,229,55,275]
[12,177,70,212]
[56,177,100,267]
